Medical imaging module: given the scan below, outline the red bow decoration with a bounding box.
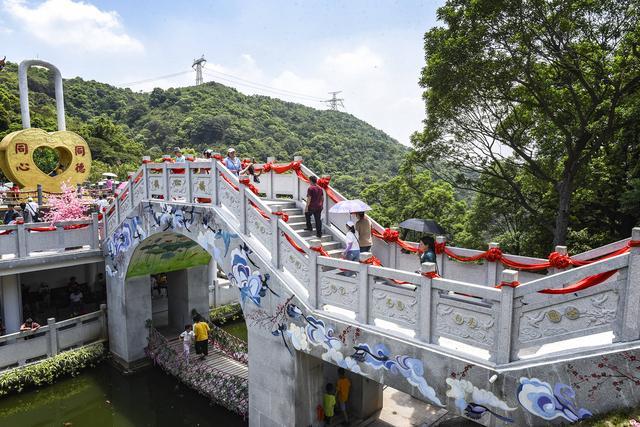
[262,162,272,173]
[422,271,440,279]
[361,256,383,266]
[310,246,331,257]
[496,280,520,288]
[548,251,571,269]
[317,176,331,189]
[485,247,503,262]
[382,228,399,243]
[239,178,260,195]
[434,241,446,254]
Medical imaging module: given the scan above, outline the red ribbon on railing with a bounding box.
[220,173,239,191]
[630,240,640,247]
[250,201,270,220]
[239,178,260,195]
[538,270,617,294]
[316,176,340,203]
[273,211,289,222]
[0,230,13,236]
[371,228,420,253]
[283,232,306,254]
[360,255,413,285]
[496,280,520,289]
[310,245,331,257]
[422,271,440,279]
[27,223,91,232]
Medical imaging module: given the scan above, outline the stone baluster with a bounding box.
[47,317,58,356]
[357,258,370,324]
[486,242,500,286]
[293,156,303,201]
[266,156,275,200]
[620,227,640,341]
[308,238,321,308]
[435,235,446,277]
[162,160,170,200]
[211,155,219,206]
[186,161,193,203]
[551,245,568,275]
[419,262,437,343]
[238,179,247,235]
[99,304,108,340]
[16,222,27,257]
[142,157,150,200]
[495,269,517,364]
[270,205,281,269]
[90,213,99,249]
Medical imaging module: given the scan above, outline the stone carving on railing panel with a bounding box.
[191,174,212,199]
[148,174,164,197]
[436,303,496,348]
[219,180,239,215]
[370,285,418,328]
[132,177,145,207]
[279,237,309,286]
[517,288,620,344]
[169,176,187,199]
[106,208,118,235]
[319,274,359,310]
[246,205,271,249]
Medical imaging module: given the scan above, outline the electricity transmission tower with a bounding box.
[323,91,345,110]
[192,55,206,86]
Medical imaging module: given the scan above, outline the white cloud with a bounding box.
[323,46,383,75]
[3,0,143,53]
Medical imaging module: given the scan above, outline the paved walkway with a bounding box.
[356,387,475,427]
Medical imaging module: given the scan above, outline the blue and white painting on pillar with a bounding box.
[228,246,275,308]
[105,216,145,278]
[287,315,362,374]
[517,378,592,422]
[351,342,443,406]
[445,378,515,423]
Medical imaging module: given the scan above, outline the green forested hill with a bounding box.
[0,62,405,196]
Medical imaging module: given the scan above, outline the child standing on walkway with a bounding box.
[179,324,194,365]
[323,383,336,426]
[336,368,351,423]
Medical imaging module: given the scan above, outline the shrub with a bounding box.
[209,303,243,325]
[0,342,105,397]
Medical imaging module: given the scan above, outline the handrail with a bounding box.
[513,253,629,297]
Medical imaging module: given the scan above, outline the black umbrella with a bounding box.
[398,218,445,235]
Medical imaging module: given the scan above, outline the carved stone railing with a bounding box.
[102,158,640,366]
[0,215,100,260]
[0,306,107,370]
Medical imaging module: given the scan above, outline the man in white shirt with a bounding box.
[26,197,39,222]
[95,195,109,213]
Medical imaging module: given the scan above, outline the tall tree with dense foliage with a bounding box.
[413,0,640,247]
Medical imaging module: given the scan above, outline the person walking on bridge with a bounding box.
[305,175,324,239]
[193,315,210,361]
[355,212,372,253]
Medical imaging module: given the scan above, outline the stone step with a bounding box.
[281,207,303,215]
[289,221,308,230]
[263,200,297,209]
[299,231,334,242]
[288,214,306,223]
[327,248,344,258]
[321,241,343,251]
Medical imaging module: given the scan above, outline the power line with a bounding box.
[118,70,192,87]
[204,68,324,101]
[202,69,324,102]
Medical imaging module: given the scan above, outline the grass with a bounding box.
[578,408,640,427]
[220,320,248,342]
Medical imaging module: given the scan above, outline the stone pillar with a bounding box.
[1,274,22,333]
[208,257,218,308]
[187,265,209,321]
[167,269,188,330]
[107,272,152,368]
[248,322,298,427]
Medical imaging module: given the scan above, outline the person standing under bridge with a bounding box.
[305,175,324,239]
[193,315,210,361]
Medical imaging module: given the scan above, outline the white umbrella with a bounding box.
[329,199,371,213]
[102,172,117,178]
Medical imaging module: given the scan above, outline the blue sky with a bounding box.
[0,0,444,145]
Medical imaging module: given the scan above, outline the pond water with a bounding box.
[0,362,247,427]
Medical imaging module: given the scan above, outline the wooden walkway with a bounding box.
[164,335,248,379]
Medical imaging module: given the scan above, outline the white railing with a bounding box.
[100,157,640,365]
[0,305,107,370]
[0,215,100,259]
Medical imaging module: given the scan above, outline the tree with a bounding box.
[44,181,88,224]
[413,0,640,246]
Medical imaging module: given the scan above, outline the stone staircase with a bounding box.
[263,199,345,258]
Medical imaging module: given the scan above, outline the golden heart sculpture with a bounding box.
[0,128,91,193]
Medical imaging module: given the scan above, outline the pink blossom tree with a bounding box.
[43,181,88,224]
